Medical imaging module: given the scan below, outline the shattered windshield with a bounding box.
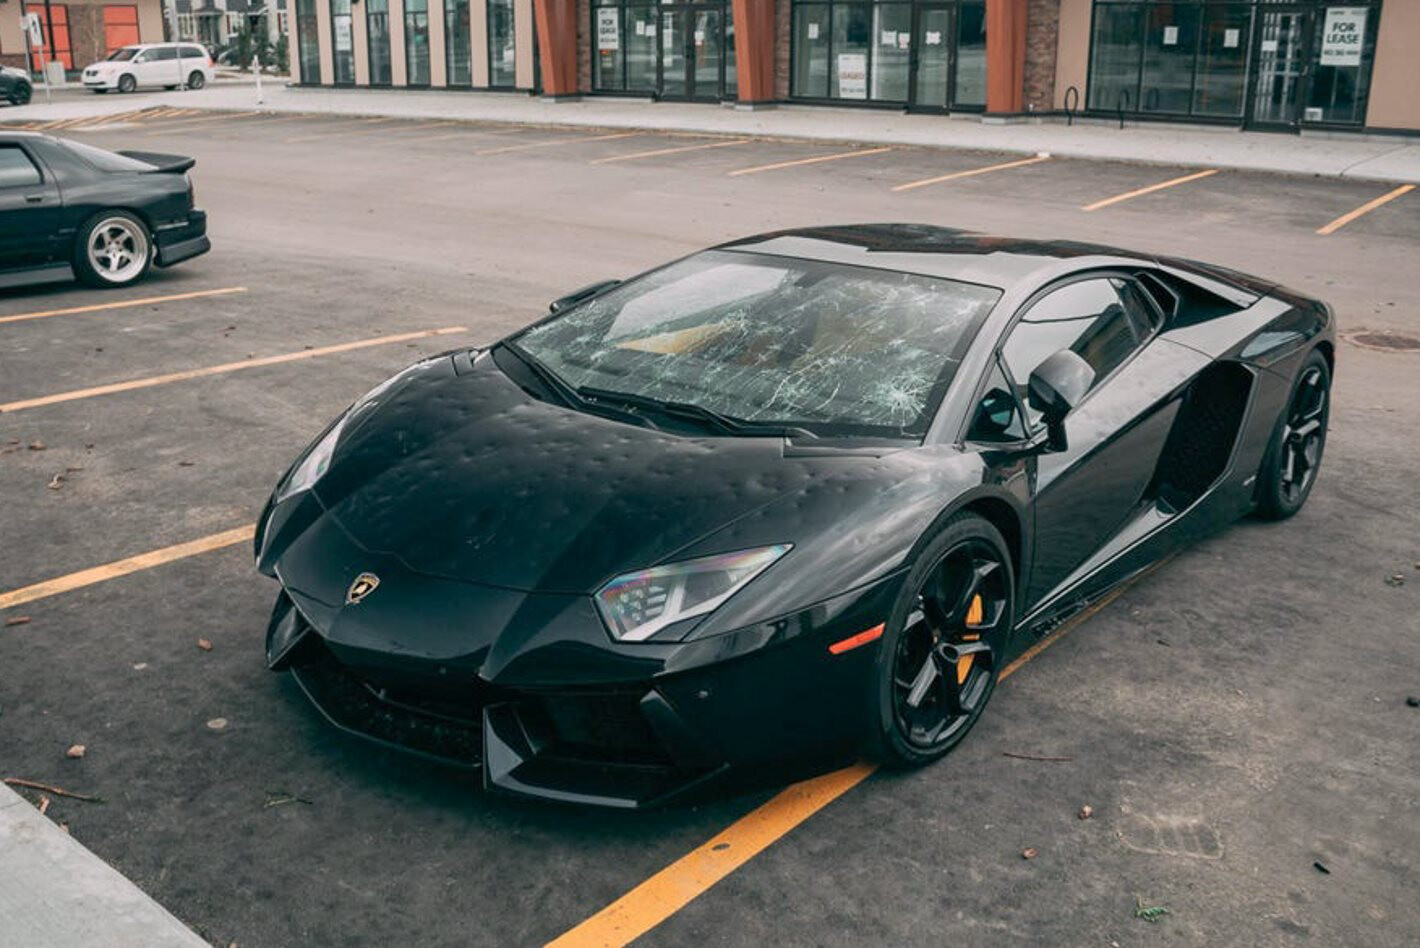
[514,250,1001,438]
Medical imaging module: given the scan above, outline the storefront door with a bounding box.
[909,4,952,110]
[1247,6,1314,128]
[660,5,728,101]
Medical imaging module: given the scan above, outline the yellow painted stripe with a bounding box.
[0,326,466,414]
[0,526,255,613]
[548,568,1154,947]
[285,117,400,142]
[73,109,148,128]
[1082,168,1219,211]
[126,110,262,132]
[0,287,247,326]
[474,131,641,157]
[1315,184,1415,235]
[728,146,895,177]
[402,125,527,144]
[892,154,1051,192]
[592,138,752,165]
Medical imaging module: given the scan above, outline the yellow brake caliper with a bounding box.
[958,594,984,684]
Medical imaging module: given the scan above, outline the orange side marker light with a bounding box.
[828,623,885,655]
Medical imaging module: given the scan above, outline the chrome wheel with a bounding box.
[86,217,149,284]
[118,74,136,93]
[187,71,206,90]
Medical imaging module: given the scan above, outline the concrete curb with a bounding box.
[5,84,1419,183]
[0,784,206,947]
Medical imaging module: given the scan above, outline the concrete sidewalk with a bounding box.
[7,82,1420,183]
[0,784,205,947]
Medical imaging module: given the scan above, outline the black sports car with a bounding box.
[256,225,1333,808]
[1,66,33,106]
[0,132,208,289]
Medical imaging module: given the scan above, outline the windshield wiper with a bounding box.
[577,386,816,439]
[499,343,657,429]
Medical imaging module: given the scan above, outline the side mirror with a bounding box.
[549,279,621,315]
[1027,349,1095,452]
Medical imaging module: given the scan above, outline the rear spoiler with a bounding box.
[117,150,196,174]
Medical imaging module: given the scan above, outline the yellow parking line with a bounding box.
[71,109,147,129]
[1082,168,1219,211]
[548,575,1147,947]
[0,326,466,414]
[402,126,524,144]
[1316,184,1415,235]
[728,146,895,177]
[474,131,641,157]
[0,526,256,613]
[126,110,262,132]
[892,153,1051,192]
[284,117,399,142]
[592,138,752,165]
[0,287,247,327]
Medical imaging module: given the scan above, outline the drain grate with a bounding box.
[1345,331,1420,352]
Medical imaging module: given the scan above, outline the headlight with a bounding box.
[596,545,791,642]
[272,363,431,504]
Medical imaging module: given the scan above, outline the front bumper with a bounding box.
[266,567,902,808]
[82,74,118,89]
[154,210,209,267]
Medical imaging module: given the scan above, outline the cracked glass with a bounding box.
[515,250,1001,438]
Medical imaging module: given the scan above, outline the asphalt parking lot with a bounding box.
[2,108,1418,947]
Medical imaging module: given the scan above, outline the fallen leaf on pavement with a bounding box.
[28,441,45,451]
[1022,848,1037,860]
[207,718,228,730]
[37,795,50,816]
[1079,805,1094,820]
[4,616,31,627]
[197,638,213,651]
[65,744,86,759]
[46,474,64,490]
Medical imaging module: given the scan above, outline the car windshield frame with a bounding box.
[509,250,1002,440]
[107,47,140,62]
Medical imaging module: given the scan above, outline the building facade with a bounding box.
[285,0,1420,133]
[1,0,165,71]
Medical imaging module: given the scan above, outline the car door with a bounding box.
[995,275,1206,609]
[0,142,63,273]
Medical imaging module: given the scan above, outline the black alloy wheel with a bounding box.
[11,83,31,106]
[1256,350,1329,520]
[868,514,1015,767]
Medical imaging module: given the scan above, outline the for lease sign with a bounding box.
[1320,6,1367,67]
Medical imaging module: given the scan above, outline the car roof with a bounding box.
[717,224,1154,291]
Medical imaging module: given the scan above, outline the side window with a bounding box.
[967,359,1027,443]
[184,46,208,60]
[0,147,43,189]
[1000,278,1148,430]
[152,47,179,61]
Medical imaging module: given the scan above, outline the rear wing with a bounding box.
[116,150,196,174]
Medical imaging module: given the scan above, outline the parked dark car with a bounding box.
[255,225,1333,808]
[0,132,208,289]
[1,65,32,106]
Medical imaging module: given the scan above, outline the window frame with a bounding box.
[957,269,1167,446]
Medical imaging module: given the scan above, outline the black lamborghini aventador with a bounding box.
[255,225,1333,807]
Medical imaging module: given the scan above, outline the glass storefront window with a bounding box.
[831,4,871,99]
[330,0,354,84]
[489,0,517,87]
[296,0,321,83]
[594,0,730,98]
[445,0,471,86]
[367,0,392,85]
[870,3,911,101]
[405,0,430,85]
[792,4,831,98]
[1089,1,1379,126]
[954,1,986,108]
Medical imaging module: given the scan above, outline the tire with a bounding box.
[187,71,206,90]
[118,73,137,94]
[1255,349,1330,521]
[10,84,31,106]
[73,211,153,288]
[865,512,1016,768]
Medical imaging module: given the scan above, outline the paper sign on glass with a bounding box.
[926,30,942,46]
[597,8,619,51]
[807,22,819,40]
[1320,7,1367,67]
[1224,28,1240,49]
[1162,26,1178,46]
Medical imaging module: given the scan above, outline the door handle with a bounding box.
[24,194,45,204]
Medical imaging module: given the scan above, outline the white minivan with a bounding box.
[82,44,215,94]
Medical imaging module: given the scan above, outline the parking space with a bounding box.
[2,109,1418,947]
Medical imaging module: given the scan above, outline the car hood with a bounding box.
[307,351,826,595]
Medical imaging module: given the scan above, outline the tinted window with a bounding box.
[515,250,1002,437]
[967,359,1026,443]
[61,139,157,172]
[108,47,140,61]
[0,147,42,189]
[182,46,207,59]
[149,46,179,61]
[1001,278,1147,430]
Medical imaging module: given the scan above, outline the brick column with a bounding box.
[731,0,775,105]
[985,0,1027,114]
[534,0,579,97]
